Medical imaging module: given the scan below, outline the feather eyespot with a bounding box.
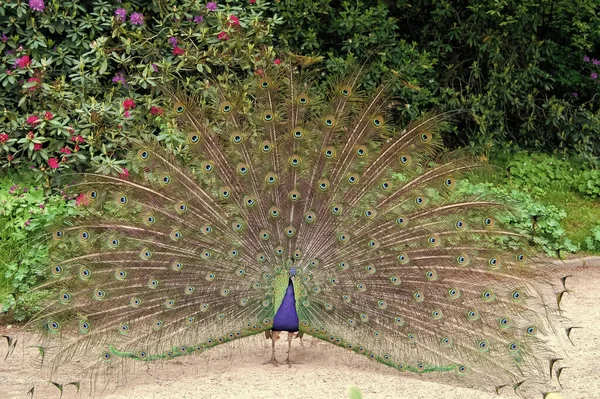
[114,270,127,280]
[389,276,401,285]
[420,133,431,142]
[172,261,183,271]
[161,175,171,185]
[87,190,98,199]
[331,204,343,215]
[323,115,335,127]
[275,246,284,255]
[237,163,249,175]
[230,133,243,144]
[285,226,296,237]
[188,133,200,144]
[318,178,330,191]
[201,161,214,173]
[304,211,316,223]
[117,194,128,205]
[499,317,511,328]
[51,264,63,275]
[137,149,150,160]
[221,101,232,113]
[130,297,141,307]
[289,155,301,167]
[79,320,91,334]
[444,177,456,188]
[53,230,64,240]
[59,292,71,304]
[261,141,272,153]
[79,230,90,241]
[263,112,274,122]
[79,267,91,280]
[372,115,383,128]
[173,103,185,114]
[466,309,480,321]
[355,145,367,157]
[340,85,352,97]
[399,154,411,165]
[347,174,359,184]
[291,127,304,139]
[297,94,309,105]
[147,279,159,288]
[289,190,300,201]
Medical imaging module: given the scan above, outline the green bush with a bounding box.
[0,170,81,321]
[271,0,600,158]
[456,180,578,256]
[0,0,282,176]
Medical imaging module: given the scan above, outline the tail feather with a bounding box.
[22,58,567,397]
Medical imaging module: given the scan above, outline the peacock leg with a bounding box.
[295,331,305,349]
[263,330,280,366]
[285,331,299,367]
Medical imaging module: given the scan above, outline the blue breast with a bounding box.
[272,280,299,332]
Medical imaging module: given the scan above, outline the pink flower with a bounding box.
[47,157,59,169]
[228,15,240,27]
[115,8,127,22]
[33,143,42,151]
[206,2,217,11]
[0,133,8,144]
[150,106,164,116]
[130,12,144,26]
[75,193,89,207]
[59,147,72,155]
[24,219,31,227]
[592,72,598,80]
[172,46,185,56]
[71,135,85,144]
[112,72,127,85]
[44,111,53,120]
[217,31,229,41]
[593,59,600,66]
[28,0,45,12]
[124,111,131,118]
[26,131,35,140]
[39,204,45,209]
[255,68,265,77]
[27,77,41,91]
[16,55,31,68]
[583,55,591,62]
[193,15,204,23]
[274,58,282,65]
[119,168,130,180]
[123,98,136,110]
[250,0,256,3]
[26,115,40,125]
[168,36,178,47]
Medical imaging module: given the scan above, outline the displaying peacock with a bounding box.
[19,56,568,397]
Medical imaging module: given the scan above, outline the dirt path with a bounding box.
[1,264,597,399]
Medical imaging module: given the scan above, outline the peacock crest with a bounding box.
[22,57,567,397]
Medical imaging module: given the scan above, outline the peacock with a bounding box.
[16,55,569,397]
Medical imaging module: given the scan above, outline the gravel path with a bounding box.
[1,260,598,399]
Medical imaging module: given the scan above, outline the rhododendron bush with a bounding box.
[0,0,281,177]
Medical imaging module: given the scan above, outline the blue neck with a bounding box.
[272,279,299,332]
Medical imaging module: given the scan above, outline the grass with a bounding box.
[540,190,600,253]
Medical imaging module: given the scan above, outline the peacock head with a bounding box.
[289,267,297,277]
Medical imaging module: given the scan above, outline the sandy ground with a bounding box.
[1,263,598,399]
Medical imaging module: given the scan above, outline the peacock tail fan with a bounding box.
[24,57,567,397]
